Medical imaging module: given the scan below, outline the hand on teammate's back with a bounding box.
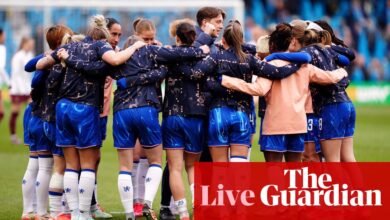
[57,48,69,60]
[153,40,163,46]
[131,41,147,50]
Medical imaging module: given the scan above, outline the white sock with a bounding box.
[230,156,248,162]
[63,169,79,215]
[118,171,134,214]
[170,197,178,215]
[33,189,37,213]
[62,194,70,213]
[136,158,148,203]
[49,173,64,217]
[78,169,95,214]
[247,148,252,161]
[132,161,139,203]
[144,164,162,207]
[190,184,194,207]
[36,155,54,215]
[175,199,189,218]
[22,156,39,214]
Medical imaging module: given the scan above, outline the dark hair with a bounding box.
[106,17,120,30]
[176,22,196,45]
[269,23,292,53]
[0,28,3,35]
[223,20,246,62]
[133,18,155,34]
[46,25,73,50]
[196,7,226,26]
[314,20,346,47]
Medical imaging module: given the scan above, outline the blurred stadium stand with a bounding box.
[0,0,388,82]
[243,0,389,81]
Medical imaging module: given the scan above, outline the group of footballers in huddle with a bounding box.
[20,5,356,220]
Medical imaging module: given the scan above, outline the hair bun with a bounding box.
[91,15,107,28]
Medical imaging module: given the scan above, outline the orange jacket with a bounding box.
[221,60,347,135]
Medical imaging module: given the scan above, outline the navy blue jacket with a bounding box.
[25,54,47,118]
[161,45,208,117]
[111,45,205,113]
[178,47,300,115]
[301,44,352,114]
[51,36,113,109]
[194,26,257,55]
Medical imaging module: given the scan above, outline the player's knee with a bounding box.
[49,172,64,191]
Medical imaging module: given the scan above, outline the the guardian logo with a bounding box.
[201,167,382,207]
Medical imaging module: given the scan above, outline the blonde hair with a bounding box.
[60,33,85,46]
[133,18,156,35]
[290,19,307,29]
[87,14,110,40]
[256,35,270,54]
[60,34,85,67]
[302,29,332,47]
[169,18,196,38]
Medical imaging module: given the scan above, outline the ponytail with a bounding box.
[314,20,347,47]
[223,21,247,62]
[319,30,332,46]
[302,29,320,47]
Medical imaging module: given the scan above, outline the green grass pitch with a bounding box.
[0,105,389,219]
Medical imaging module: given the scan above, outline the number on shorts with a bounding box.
[319,118,323,131]
[307,119,313,131]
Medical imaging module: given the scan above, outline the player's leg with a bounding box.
[113,108,138,220]
[182,116,205,212]
[208,107,230,162]
[10,95,23,144]
[117,149,135,220]
[21,152,39,220]
[62,147,80,219]
[33,117,54,218]
[78,147,100,220]
[21,105,38,219]
[167,149,187,219]
[303,115,321,162]
[56,99,81,219]
[229,110,251,162]
[90,116,112,219]
[134,141,148,217]
[143,146,162,220]
[319,103,348,162]
[261,134,285,162]
[132,106,162,220]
